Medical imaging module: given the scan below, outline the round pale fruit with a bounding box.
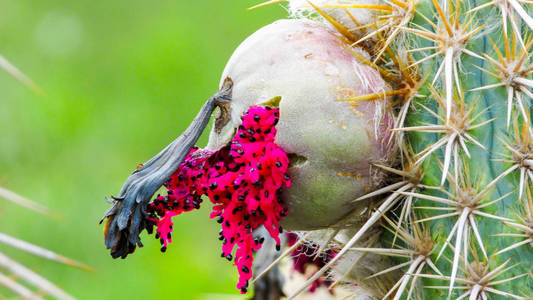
[206,19,395,230]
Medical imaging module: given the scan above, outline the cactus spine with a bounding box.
[255,0,533,298]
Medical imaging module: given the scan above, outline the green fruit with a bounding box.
[206,19,397,230]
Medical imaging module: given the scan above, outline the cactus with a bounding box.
[102,0,533,298]
[253,0,533,299]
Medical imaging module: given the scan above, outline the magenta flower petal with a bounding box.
[146,105,290,293]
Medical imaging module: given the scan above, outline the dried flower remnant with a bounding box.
[147,105,291,293]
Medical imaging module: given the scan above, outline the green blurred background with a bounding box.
[0,1,284,298]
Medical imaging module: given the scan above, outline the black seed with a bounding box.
[284,174,290,180]
[160,246,167,253]
[259,237,265,244]
[244,214,250,221]
[214,195,220,201]
[217,216,224,224]
[167,233,171,239]
[160,239,164,245]
[265,191,269,197]
[256,163,262,170]
[239,132,246,138]
[247,129,255,135]
[250,137,256,142]
[244,224,251,229]
[249,168,255,173]
[225,221,230,227]
[155,233,160,239]
[209,182,218,190]
[237,149,244,155]
[241,287,247,293]
[230,237,235,243]
[254,115,260,122]
[226,254,233,261]
[218,235,224,241]
[279,226,283,233]
[242,266,250,273]
[276,244,281,251]
[238,196,245,201]
[277,188,283,195]
[275,161,282,167]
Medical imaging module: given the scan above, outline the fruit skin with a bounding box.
[207,19,396,230]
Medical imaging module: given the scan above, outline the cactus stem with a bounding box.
[497,123,533,200]
[358,216,440,299]
[416,257,527,299]
[497,186,533,255]
[400,165,514,262]
[507,0,533,31]
[474,30,533,126]
[402,0,484,122]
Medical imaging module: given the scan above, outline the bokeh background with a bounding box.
[0,1,285,298]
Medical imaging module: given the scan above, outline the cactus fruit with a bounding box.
[206,19,396,230]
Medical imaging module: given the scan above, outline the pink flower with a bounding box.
[146,105,290,293]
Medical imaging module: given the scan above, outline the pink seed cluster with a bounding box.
[287,232,337,293]
[147,105,291,293]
